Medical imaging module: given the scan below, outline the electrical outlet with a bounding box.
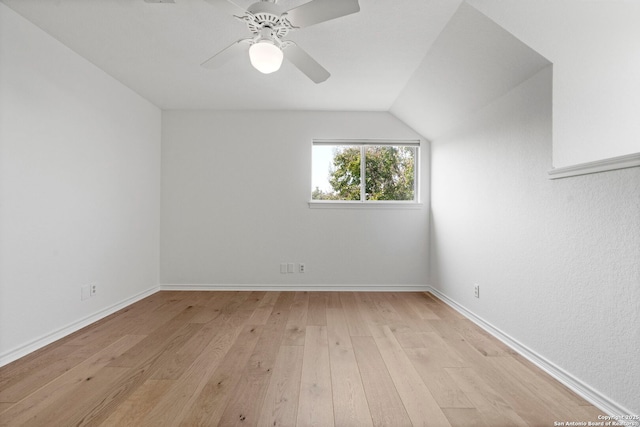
[90,283,97,296]
[299,263,306,273]
[474,284,480,298]
[280,263,287,274]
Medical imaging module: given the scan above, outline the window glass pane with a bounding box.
[312,145,361,200]
[364,146,415,201]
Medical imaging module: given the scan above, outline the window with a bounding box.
[311,139,420,205]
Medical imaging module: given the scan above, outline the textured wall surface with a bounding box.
[430,66,640,413]
[0,4,161,360]
[161,110,429,287]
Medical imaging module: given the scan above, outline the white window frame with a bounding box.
[309,139,422,209]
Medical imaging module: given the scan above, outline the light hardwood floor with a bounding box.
[0,291,606,426]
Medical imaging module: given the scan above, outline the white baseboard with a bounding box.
[427,286,636,419]
[160,283,430,292]
[0,286,160,367]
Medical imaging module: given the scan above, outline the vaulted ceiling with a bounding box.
[2,0,550,138]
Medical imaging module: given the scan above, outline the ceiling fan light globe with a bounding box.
[249,42,283,74]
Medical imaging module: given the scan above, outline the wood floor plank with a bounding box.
[479,361,560,424]
[215,291,251,316]
[421,293,464,320]
[427,319,492,366]
[392,330,473,408]
[450,319,514,357]
[257,345,304,427]
[388,323,429,348]
[140,322,245,426]
[404,347,474,409]
[306,292,328,326]
[69,322,204,426]
[0,345,86,404]
[489,355,600,421]
[189,290,234,323]
[16,366,133,427]
[247,291,280,325]
[511,352,594,407]
[368,292,404,324]
[221,300,258,328]
[326,308,352,349]
[136,322,204,381]
[152,291,195,313]
[352,336,412,427]
[338,292,371,337]
[403,293,441,320]
[327,291,342,309]
[283,292,309,346]
[238,291,267,312]
[61,295,161,347]
[441,407,490,427]
[217,308,290,426]
[418,331,467,368]
[99,379,173,426]
[165,291,214,318]
[428,319,560,425]
[407,294,442,322]
[384,292,437,333]
[273,291,296,312]
[178,324,262,426]
[296,325,333,427]
[373,325,452,426]
[326,308,373,427]
[150,315,228,380]
[0,335,145,427]
[107,306,198,368]
[444,367,529,427]
[124,307,187,336]
[354,292,386,332]
[0,342,80,386]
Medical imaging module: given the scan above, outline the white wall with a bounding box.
[161,110,428,288]
[468,0,640,168]
[430,66,640,414]
[0,3,161,363]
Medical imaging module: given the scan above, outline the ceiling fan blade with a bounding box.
[284,0,360,28]
[201,39,251,69]
[284,44,330,83]
[201,0,247,17]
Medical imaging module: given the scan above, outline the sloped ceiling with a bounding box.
[1,0,550,138]
[0,0,462,110]
[390,3,551,141]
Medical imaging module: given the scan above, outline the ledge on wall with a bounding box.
[548,152,640,179]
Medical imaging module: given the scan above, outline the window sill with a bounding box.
[308,201,424,209]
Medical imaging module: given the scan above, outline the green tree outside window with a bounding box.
[312,144,416,201]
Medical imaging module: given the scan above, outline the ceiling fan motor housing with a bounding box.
[243,1,291,39]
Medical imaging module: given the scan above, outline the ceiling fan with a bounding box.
[145,0,360,83]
